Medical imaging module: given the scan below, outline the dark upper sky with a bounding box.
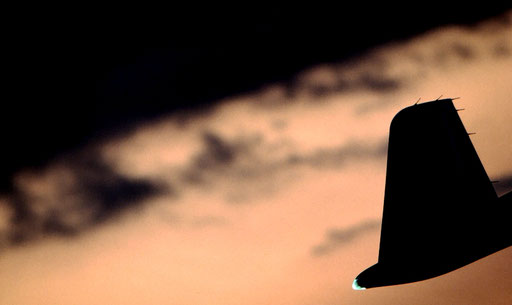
[3,5,511,191]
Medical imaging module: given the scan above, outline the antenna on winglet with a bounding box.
[451,97,461,100]
[468,132,476,135]
[436,95,443,101]
[456,108,465,111]
[414,98,421,105]
[491,181,500,184]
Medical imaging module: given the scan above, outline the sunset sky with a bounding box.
[1,8,511,305]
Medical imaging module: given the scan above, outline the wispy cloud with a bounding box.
[0,129,387,248]
[0,151,167,248]
[178,131,387,202]
[1,11,510,253]
[312,219,381,256]
[263,12,512,114]
[289,61,404,99]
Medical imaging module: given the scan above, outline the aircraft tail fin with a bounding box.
[354,99,511,289]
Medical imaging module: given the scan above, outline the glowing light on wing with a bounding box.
[352,278,366,290]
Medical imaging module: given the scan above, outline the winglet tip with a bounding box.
[352,278,366,290]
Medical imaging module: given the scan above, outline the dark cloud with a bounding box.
[179,131,387,202]
[195,132,237,169]
[5,8,511,198]
[434,42,480,65]
[1,153,167,249]
[312,220,381,256]
[190,132,387,174]
[451,42,476,60]
[75,157,168,224]
[291,69,403,99]
[181,132,263,185]
[283,140,388,168]
[358,73,402,92]
[493,41,512,57]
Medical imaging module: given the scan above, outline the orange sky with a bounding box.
[0,11,511,305]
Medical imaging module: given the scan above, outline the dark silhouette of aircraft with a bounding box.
[353,98,512,290]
